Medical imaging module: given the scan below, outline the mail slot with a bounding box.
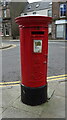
[15,15,52,106]
[32,31,44,34]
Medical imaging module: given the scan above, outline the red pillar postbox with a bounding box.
[15,15,52,106]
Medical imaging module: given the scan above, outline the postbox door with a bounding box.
[31,33,48,87]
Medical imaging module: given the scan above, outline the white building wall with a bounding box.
[35,9,49,16]
[21,9,49,16]
[21,9,51,34]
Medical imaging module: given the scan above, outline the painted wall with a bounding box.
[22,9,49,16]
[21,9,52,34]
[9,2,28,39]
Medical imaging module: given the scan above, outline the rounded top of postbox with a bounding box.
[15,15,52,27]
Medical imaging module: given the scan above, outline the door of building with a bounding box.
[4,23,9,36]
[56,24,64,39]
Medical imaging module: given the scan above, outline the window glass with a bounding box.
[48,9,52,17]
[36,4,39,8]
[60,4,66,17]
[4,10,6,17]
[56,25,64,38]
[4,23,9,36]
[0,23,3,36]
[3,1,6,6]
[28,6,31,9]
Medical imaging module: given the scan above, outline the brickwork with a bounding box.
[52,21,56,39]
[52,2,60,19]
[1,1,28,39]
[0,5,2,17]
[6,8,10,18]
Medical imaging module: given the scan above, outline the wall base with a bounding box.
[21,84,47,106]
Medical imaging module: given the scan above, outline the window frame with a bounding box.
[48,9,52,17]
[4,23,9,36]
[60,3,66,18]
[56,24,65,38]
[4,10,7,18]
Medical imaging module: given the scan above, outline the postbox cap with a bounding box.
[21,14,50,17]
[15,15,52,27]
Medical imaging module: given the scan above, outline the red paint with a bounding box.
[15,16,52,88]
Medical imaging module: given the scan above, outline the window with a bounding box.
[48,24,52,34]
[48,9,52,17]
[66,24,67,40]
[36,4,40,8]
[33,12,36,14]
[60,4,66,17]
[24,13,27,15]
[4,23,9,36]
[56,25,64,38]
[3,1,6,6]
[0,18,2,22]
[0,23,3,36]
[4,10,6,17]
[49,2,52,8]
[28,6,31,9]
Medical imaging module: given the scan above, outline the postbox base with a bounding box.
[21,85,47,106]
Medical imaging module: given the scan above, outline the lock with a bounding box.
[43,61,47,64]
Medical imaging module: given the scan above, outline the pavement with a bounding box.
[0,80,65,119]
[0,39,66,119]
[0,43,13,49]
[0,43,16,50]
[0,39,66,50]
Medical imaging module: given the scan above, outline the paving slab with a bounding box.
[47,81,59,99]
[2,85,20,109]
[11,96,46,116]
[2,106,40,118]
[54,82,65,97]
[40,95,65,118]
[1,80,65,119]
[48,81,65,98]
